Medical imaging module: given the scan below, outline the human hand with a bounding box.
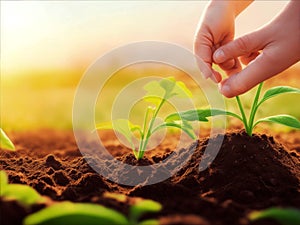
[194,1,252,83]
[215,1,300,97]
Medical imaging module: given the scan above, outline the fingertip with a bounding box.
[218,80,234,98]
[213,49,226,63]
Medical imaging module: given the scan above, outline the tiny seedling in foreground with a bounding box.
[24,198,162,225]
[96,77,197,160]
[0,171,44,207]
[249,207,300,225]
[166,83,300,136]
[0,128,15,151]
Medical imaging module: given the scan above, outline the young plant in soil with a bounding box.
[24,198,162,225]
[0,128,15,151]
[96,77,197,160]
[166,83,300,135]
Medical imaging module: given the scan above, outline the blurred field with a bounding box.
[1,63,300,133]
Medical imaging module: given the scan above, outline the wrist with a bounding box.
[232,1,253,16]
[210,0,253,17]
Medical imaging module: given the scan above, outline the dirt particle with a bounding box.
[46,168,54,175]
[41,176,54,185]
[269,178,278,186]
[53,171,69,186]
[45,154,62,170]
[239,190,255,203]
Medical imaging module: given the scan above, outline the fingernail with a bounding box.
[202,72,212,79]
[214,49,225,62]
[219,83,230,96]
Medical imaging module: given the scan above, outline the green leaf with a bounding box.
[0,128,15,151]
[165,109,242,123]
[160,77,177,99]
[130,200,162,223]
[24,202,129,225]
[138,219,160,225]
[160,77,192,99]
[2,184,44,207]
[152,121,197,140]
[143,77,192,105]
[249,207,300,225]
[258,86,300,106]
[96,119,141,149]
[0,170,8,194]
[254,115,300,129]
[143,81,165,105]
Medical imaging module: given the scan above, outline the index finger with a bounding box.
[193,31,214,79]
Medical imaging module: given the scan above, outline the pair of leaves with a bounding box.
[24,199,162,225]
[143,77,192,106]
[0,171,44,207]
[249,207,300,225]
[0,128,15,151]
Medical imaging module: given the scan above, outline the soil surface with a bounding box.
[0,129,299,225]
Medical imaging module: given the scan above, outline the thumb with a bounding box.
[213,30,267,64]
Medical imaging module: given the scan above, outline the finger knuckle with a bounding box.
[235,36,251,54]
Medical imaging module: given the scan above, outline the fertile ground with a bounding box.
[0,129,299,225]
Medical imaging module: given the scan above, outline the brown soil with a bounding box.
[0,129,299,225]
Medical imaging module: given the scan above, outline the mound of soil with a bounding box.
[0,129,299,225]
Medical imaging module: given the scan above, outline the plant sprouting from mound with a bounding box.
[0,128,15,151]
[166,83,300,136]
[97,79,300,160]
[96,77,197,160]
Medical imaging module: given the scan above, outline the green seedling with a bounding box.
[0,171,44,207]
[96,77,196,160]
[0,128,15,150]
[24,199,162,225]
[249,207,300,225]
[166,83,300,136]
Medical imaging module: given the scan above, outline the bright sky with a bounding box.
[1,1,289,76]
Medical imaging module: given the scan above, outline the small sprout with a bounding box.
[0,171,44,207]
[23,199,162,225]
[167,83,300,136]
[249,207,300,225]
[129,199,162,225]
[103,192,127,202]
[0,170,8,192]
[23,201,128,225]
[0,128,15,151]
[96,77,196,160]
